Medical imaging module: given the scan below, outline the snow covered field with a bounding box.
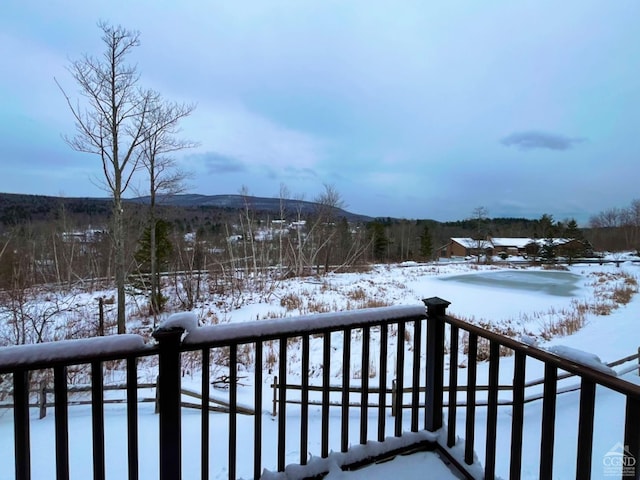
[1,259,639,479]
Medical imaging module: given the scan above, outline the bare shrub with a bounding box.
[307,300,332,314]
[360,298,391,309]
[237,343,254,369]
[280,293,302,312]
[181,351,202,377]
[625,275,638,287]
[262,311,285,320]
[404,327,412,343]
[613,286,636,305]
[459,328,514,359]
[542,264,569,271]
[593,301,614,315]
[265,342,278,370]
[347,287,367,301]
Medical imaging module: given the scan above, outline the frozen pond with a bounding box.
[439,270,582,297]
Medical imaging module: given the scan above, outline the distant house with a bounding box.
[442,236,588,259]
[488,237,532,257]
[524,238,588,258]
[444,238,493,258]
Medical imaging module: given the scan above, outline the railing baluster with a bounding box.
[464,333,477,465]
[278,338,287,470]
[624,395,640,480]
[411,320,421,432]
[378,324,388,442]
[201,349,210,480]
[253,342,262,480]
[509,350,526,480]
[54,365,69,480]
[484,341,500,479]
[575,378,596,480]
[394,321,405,437]
[301,335,310,465]
[360,327,370,445]
[127,356,139,480]
[229,345,237,480]
[13,370,30,480]
[539,363,557,479]
[341,328,351,452]
[322,332,331,458]
[91,361,105,480]
[447,325,459,448]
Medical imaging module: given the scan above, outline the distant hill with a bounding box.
[0,192,373,225]
[0,193,112,225]
[128,194,373,222]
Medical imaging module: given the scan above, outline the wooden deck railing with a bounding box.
[1,299,639,479]
[425,299,640,480]
[270,347,640,414]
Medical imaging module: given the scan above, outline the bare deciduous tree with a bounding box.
[277,183,290,276]
[470,206,489,263]
[57,22,153,333]
[239,185,258,278]
[139,93,196,321]
[314,184,345,274]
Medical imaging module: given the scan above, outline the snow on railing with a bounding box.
[182,304,427,346]
[0,334,150,371]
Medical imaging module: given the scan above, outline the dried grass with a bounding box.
[347,287,367,301]
[280,293,302,311]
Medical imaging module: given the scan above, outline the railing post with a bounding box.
[624,395,640,480]
[423,297,450,432]
[153,325,185,480]
[14,370,30,480]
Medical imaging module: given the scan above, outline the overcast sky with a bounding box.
[1,1,638,223]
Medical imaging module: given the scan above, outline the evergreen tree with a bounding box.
[540,239,556,262]
[563,218,586,262]
[135,220,173,272]
[135,219,173,311]
[564,219,583,240]
[537,214,556,238]
[368,222,389,261]
[419,224,433,260]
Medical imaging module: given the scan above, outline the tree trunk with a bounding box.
[150,215,159,324]
[114,195,126,334]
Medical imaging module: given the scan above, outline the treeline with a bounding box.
[588,199,640,253]
[0,193,112,226]
[0,194,637,295]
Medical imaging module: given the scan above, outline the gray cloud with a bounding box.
[501,131,586,151]
[281,166,318,180]
[190,152,247,174]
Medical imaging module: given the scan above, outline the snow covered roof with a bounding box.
[490,237,535,248]
[527,237,574,247]
[450,238,492,249]
[452,237,577,250]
